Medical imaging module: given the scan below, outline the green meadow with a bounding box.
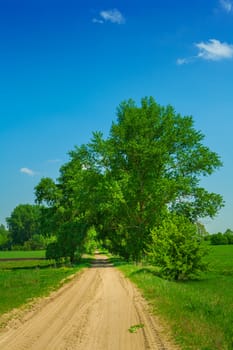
[0,250,45,259]
[0,252,90,316]
[115,245,233,350]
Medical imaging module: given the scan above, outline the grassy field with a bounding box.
[0,250,45,259]
[0,252,90,316]
[114,245,233,350]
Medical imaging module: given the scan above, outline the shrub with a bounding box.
[23,234,45,250]
[210,232,228,245]
[147,215,208,280]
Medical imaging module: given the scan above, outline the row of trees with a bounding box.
[4,204,231,252]
[1,203,97,254]
[0,204,52,250]
[33,97,224,279]
[209,229,233,245]
[1,202,98,253]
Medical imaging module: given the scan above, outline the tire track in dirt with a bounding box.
[0,254,178,350]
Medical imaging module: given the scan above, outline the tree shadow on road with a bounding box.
[91,258,113,268]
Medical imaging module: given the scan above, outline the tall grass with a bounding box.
[115,245,233,350]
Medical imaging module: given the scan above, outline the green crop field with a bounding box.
[114,245,233,350]
[0,253,90,317]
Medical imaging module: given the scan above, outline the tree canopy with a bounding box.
[6,204,41,246]
[35,97,224,274]
[0,224,10,249]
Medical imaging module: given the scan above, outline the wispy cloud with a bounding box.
[177,39,233,65]
[176,58,190,65]
[93,8,125,25]
[92,18,104,24]
[196,39,233,60]
[219,0,233,13]
[20,167,37,176]
[100,9,125,24]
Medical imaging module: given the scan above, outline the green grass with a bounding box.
[0,255,90,317]
[113,245,233,350]
[0,250,46,259]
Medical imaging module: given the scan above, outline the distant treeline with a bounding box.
[208,229,233,245]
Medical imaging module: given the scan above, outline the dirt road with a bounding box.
[0,255,176,350]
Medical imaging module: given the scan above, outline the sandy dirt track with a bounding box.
[0,255,177,350]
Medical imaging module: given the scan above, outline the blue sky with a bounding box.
[1,0,233,233]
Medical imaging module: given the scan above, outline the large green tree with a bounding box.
[87,97,223,259]
[6,204,41,245]
[35,97,224,263]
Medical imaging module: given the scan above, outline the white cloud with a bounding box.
[177,39,233,65]
[20,167,37,176]
[196,39,233,61]
[100,9,125,24]
[176,58,190,65]
[93,9,125,24]
[219,0,233,13]
[92,18,104,24]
